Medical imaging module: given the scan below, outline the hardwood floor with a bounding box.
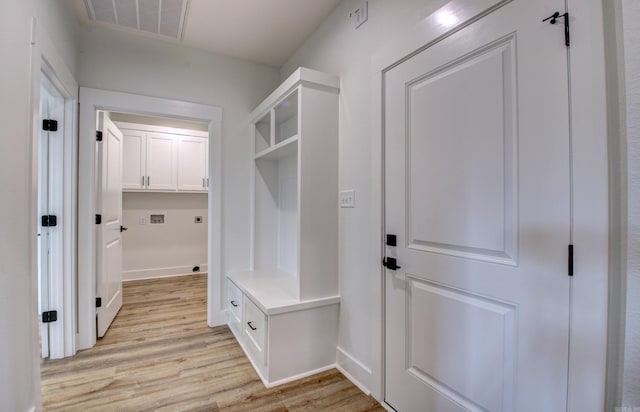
[41,274,383,411]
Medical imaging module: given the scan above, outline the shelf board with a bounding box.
[254,135,298,161]
[228,271,340,315]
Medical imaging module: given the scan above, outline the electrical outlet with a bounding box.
[194,216,203,223]
[340,190,355,208]
[349,1,368,29]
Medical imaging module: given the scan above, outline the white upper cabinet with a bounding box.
[122,131,146,190]
[178,136,208,191]
[117,122,208,193]
[146,133,177,190]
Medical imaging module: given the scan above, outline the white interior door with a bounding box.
[384,1,571,411]
[38,74,65,358]
[96,112,124,337]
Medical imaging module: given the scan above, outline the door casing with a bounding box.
[368,0,609,410]
[77,88,223,350]
[29,19,79,363]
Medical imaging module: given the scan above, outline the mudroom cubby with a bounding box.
[227,67,340,387]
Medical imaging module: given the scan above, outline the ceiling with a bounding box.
[72,0,344,67]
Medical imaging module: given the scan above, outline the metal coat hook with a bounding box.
[543,11,570,47]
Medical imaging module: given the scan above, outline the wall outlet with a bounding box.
[340,190,355,208]
[349,1,368,29]
[194,216,203,223]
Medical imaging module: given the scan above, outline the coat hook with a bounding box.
[542,11,561,24]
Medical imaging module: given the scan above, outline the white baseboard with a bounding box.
[336,346,372,396]
[123,264,208,281]
[265,364,337,388]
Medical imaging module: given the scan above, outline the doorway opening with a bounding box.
[76,88,223,351]
[95,110,210,338]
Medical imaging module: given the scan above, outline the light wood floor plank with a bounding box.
[41,274,383,411]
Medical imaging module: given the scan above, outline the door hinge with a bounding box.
[95,214,102,224]
[568,244,574,277]
[42,310,58,323]
[542,11,570,47]
[96,297,102,308]
[96,131,103,141]
[42,119,58,131]
[41,215,58,227]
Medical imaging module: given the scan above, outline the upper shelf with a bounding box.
[250,67,340,122]
[254,134,298,161]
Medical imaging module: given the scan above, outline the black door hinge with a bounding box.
[568,244,574,277]
[96,131,103,141]
[42,119,58,131]
[42,310,58,323]
[96,297,102,308]
[41,215,58,227]
[95,214,102,224]
[542,11,570,47]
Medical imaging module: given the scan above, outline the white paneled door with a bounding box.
[96,112,124,337]
[384,1,571,411]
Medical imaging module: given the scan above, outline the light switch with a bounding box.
[340,190,355,208]
[349,1,368,29]
[139,216,146,225]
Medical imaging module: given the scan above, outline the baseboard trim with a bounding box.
[336,346,372,396]
[265,364,337,388]
[123,264,208,281]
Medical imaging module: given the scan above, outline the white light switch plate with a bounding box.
[340,190,355,208]
[349,1,368,29]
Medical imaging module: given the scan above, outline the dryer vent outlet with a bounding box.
[192,266,200,273]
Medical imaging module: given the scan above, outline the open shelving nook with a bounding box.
[227,67,340,387]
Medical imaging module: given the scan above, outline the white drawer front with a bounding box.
[227,280,243,328]
[244,298,267,365]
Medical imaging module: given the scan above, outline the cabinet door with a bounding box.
[121,131,146,190]
[146,133,177,190]
[177,136,208,191]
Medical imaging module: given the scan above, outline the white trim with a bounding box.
[123,265,209,281]
[265,364,337,388]
[114,121,209,138]
[78,88,223,350]
[370,0,608,409]
[565,0,609,410]
[29,16,79,363]
[336,347,373,396]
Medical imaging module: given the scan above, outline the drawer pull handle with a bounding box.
[230,300,238,307]
[247,321,257,331]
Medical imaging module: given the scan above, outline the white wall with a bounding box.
[0,1,79,410]
[620,0,640,406]
[111,112,208,132]
[280,0,449,392]
[122,193,208,280]
[77,25,280,294]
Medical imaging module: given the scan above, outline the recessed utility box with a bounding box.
[149,214,165,224]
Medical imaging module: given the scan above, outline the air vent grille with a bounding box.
[85,0,188,40]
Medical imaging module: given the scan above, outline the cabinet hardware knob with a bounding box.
[230,300,238,307]
[247,321,257,331]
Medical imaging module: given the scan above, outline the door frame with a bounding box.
[77,88,223,350]
[29,18,79,361]
[369,0,609,409]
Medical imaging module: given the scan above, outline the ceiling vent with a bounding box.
[85,0,189,40]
